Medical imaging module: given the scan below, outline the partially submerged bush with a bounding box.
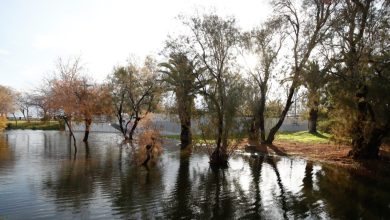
[134,114,163,166]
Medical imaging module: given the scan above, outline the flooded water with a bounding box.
[0,130,389,219]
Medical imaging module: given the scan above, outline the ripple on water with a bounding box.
[1,130,390,219]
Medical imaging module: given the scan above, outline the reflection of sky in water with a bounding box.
[0,130,389,219]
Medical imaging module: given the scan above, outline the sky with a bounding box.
[0,0,271,91]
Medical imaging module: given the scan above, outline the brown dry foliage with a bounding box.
[133,114,163,166]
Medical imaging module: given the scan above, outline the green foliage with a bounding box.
[318,119,333,133]
[6,120,63,130]
[265,100,283,118]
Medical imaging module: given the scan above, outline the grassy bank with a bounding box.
[276,131,331,144]
[164,131,331,144]
[6,120,64,130]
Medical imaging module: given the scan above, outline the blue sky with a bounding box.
[0,0,270,91]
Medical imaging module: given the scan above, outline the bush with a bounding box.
[318,119,333,133]
[0,116,7,131]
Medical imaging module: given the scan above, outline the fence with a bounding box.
[65,114,308,135]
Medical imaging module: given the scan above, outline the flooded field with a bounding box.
[0,130,389,219]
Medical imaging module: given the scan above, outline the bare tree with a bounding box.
[16,92,33,122]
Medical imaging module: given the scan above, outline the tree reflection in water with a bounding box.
[0,133,15,171]
[1,131,385,219]
[242,154,264,219]
[165,150,194,219]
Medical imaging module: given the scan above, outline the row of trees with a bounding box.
[159,0,390,165]
[1,0,389,167]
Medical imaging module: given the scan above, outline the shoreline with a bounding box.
[240,139,390,179]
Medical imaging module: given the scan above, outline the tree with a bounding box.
[48,57,83,149]
[0,85,16,131]
[263,0,336,144]
[301,61,328,133]
[74,79,112,142]
[0,85,15,116]
[242,19,284,144]
[48,57,112,145]
[108,56,161,141]
[30,85,53,121]
[16,91,32,122]
[183,13,242,167]
[327,0,390,159]
[159,51,203,149]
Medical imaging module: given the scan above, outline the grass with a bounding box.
[162,134,211,142]
[6,120,64,130]
[164,131,332,144]
[276,131,331,144]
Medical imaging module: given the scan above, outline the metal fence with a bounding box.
[65,114,308,135]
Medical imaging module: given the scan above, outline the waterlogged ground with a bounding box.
[0,130,390,219]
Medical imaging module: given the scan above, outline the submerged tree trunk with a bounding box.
[248,118,259,144]
[63,116,77,153]
[83,118,92,142]
[308,107,318,134]
[210,112,228,168]
[180,122,192,149]
[177,92,193,149]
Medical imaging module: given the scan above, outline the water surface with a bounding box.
[0,130,389,219]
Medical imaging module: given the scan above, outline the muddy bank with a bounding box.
[241,140,390,179]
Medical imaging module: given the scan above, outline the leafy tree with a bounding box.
[108,56,161,141]
[0,85,15,131]
[48,57,84,148]
[327,0,390,159]
[242,19,284,144]
[183,13,243,167]
[159,51,203,149]
[301,61,329,133]
[0,85,15,116]
[48,57,112,145]
[262,0,336,144]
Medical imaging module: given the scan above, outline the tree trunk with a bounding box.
[308,108,318,134]
[21,110,26,121]
[350,126,384,159]
[248,117,259,144]
[26,108,30,123]
[63,116,77,153]
[210,112,228,168]
[178,96,192,149]
[348,90,384,159]
[129,117,140,140]
[266,85,295,144]
[83,118,92,142]
[12,113,18,126]
[180,122,192,149]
